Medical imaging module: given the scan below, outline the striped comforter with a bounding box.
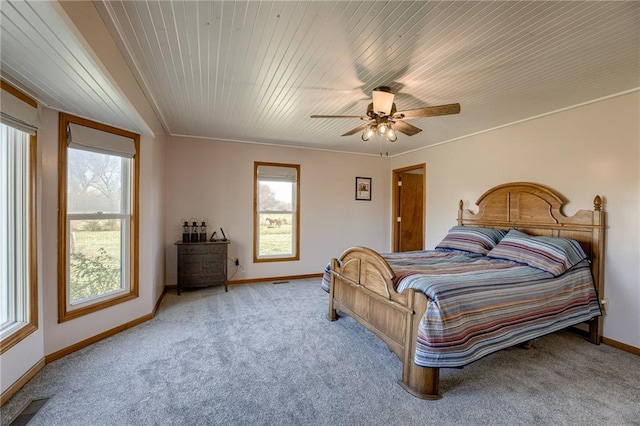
[323,250,601,368]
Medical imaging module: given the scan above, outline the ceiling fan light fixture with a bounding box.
[378,122,389,135]
[387,127,397,142]
[372,86,395,116]
[362,126,375,141]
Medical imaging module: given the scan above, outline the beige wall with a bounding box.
[391,91,640,349]
[36,108,166,355]
[165,138,392,283]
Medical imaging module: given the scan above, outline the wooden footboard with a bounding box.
[327,246,441,400]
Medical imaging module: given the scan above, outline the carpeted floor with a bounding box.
[2,278,639,425]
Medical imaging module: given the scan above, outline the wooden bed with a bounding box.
[326,182,605,399]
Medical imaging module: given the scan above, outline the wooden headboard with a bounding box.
[457,182,605,342]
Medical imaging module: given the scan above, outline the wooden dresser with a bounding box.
[175,241,230,295]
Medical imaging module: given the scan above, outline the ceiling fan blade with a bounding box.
[393,120,422,136]
[394,103,461,119]
[341,122,372,136]
[310,114,368,119]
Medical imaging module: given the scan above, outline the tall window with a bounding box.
[58,114,139,322]
[254,162,300,262]
[0,81,38,354]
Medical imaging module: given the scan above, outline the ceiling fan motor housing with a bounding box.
[367,102,397,119]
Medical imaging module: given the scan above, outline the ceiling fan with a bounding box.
[310,86,460,142]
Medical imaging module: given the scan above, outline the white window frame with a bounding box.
[65,155,131,309]
[58,113,139,322]
[0,81,38,354]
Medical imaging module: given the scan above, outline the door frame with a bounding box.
[392,163,426,252]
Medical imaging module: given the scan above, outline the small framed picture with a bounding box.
[355,177,372,201]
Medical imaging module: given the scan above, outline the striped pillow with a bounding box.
[435,226,507,255]
[487,229,587,276]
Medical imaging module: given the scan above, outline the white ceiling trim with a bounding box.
[170,131,385,158]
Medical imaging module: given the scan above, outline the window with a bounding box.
[58,114,139,322]
[254,162,300,262]
[0,81,38,354]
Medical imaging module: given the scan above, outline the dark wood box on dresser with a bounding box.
[175,241,230,295]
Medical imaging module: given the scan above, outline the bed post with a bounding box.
[398,292,441,400]
[327,258,338,321]
[589,195,604,344]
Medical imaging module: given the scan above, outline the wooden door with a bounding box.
[393,165,425,252]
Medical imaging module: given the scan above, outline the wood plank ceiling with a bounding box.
[2,1,639,156]
[0,1,151,136]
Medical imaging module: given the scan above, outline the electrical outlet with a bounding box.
[235,258,239,266]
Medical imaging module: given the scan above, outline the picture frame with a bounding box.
[355,177,372,201]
